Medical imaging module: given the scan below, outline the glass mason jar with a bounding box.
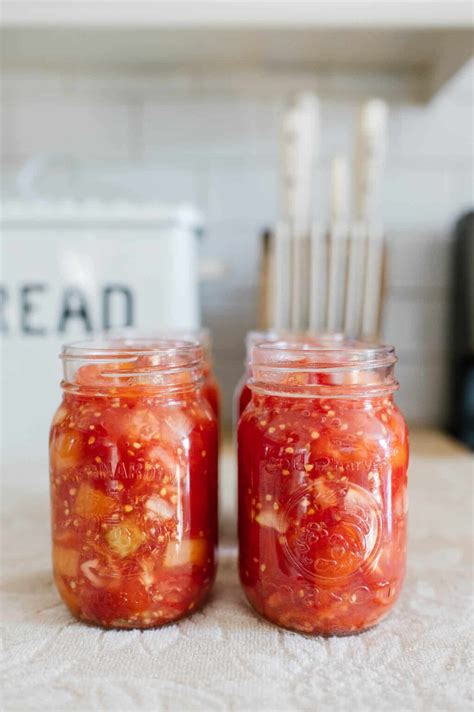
[238,337,409,636]
[49,338,218,629]
[233,331,269,423]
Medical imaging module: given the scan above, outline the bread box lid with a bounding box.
[1,199,203,231]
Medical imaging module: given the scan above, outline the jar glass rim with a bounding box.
[249,336,398,398]
[245,331,347,366]
[100,326,212,348]
[61,336,202,362]
[60,337,204,393]
[252,338,396,371]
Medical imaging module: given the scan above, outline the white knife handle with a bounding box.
[280,91,320,236]
[354,99,388,225]
[330,154,350,226]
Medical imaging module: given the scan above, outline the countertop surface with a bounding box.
[1,430,473,712]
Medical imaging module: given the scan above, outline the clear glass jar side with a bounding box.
[238,339,408,636]
[50,339,218,629]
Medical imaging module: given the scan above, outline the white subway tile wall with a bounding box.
[1,61,473,425]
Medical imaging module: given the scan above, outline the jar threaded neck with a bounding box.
[60,337,204,396]
[249,337,398,399]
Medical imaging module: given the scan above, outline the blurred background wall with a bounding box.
[2,59,473,427]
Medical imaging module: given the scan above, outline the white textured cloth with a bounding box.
[2,430,473,712]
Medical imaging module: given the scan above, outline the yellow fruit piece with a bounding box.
[105,520,145,557]
[164,538,207,568]
[51,429,83,470]
[53,546,80,577]
[390,441,408,469]
[74,483,116,519]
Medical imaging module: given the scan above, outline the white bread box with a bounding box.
[0,199,202,461]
